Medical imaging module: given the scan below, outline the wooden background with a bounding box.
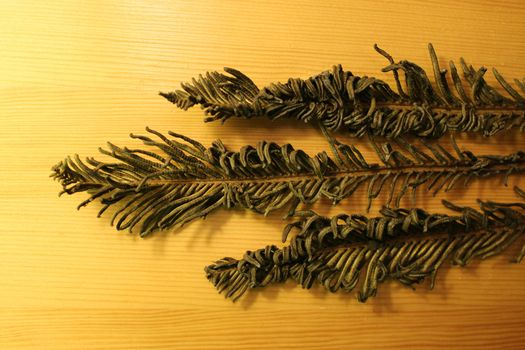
[1,1,525,349]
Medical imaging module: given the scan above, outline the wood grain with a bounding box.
[1,0,525,348]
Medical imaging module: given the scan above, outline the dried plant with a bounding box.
[161,44,525,138]
[205,188,525,301]
[51,127,525,236]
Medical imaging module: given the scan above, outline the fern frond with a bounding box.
[205,188,525,301]
[161,43,525,138]
[52,128,525,236]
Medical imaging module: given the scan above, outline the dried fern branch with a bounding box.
[205,188,525,301]
[51,128,525,236]
[161,43,525,138]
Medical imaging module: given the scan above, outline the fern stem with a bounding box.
[138,163,525,186]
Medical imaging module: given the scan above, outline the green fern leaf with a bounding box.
[52,128,525,236]
[205,188,525,301]
[161,44,525,138]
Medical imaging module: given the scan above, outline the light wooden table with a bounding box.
[2,1,525,349]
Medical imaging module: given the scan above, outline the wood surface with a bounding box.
[1,0,525,349]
